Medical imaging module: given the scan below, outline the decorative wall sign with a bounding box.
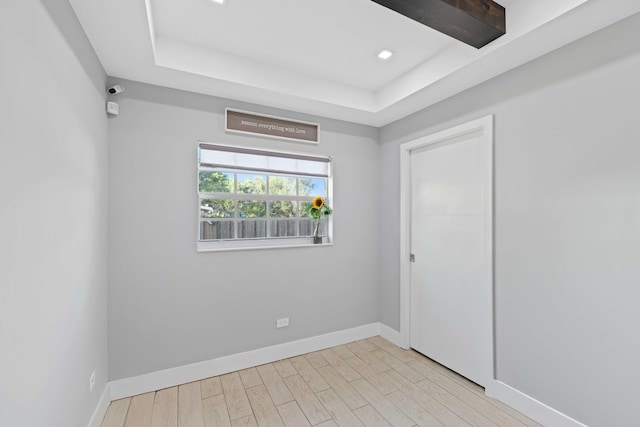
[226,108,319,144]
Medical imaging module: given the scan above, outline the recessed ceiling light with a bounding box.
[209,0,225,4]
[377,49,394,60]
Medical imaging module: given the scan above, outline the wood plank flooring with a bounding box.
[101,337,541,427]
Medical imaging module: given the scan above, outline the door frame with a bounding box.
[399,115,494,384]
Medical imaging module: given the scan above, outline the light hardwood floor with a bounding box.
[100,337,542,427]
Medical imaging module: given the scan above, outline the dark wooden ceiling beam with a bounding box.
[371,0,506,49]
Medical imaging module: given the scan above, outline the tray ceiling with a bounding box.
[69,0,640,126]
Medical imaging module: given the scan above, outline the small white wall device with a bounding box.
[106,101,119,116]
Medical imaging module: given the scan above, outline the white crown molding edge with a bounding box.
[486,380,589,427]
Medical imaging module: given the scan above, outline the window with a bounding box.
[197,143,332,251]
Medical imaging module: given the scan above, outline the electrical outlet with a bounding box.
[276,318,289,328]
[89,372,96,393]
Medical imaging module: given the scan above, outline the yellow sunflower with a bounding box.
[312,196,325,209]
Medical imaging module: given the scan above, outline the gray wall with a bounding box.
[3,2,638,425]
[379,13,640,427]
[107,80,380,380]
[0,1,109,426]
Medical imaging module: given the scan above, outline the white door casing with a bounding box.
[399,116,494,387]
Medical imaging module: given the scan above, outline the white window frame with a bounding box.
[197,142,333,252]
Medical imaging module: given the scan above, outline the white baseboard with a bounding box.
[87,383,111,427]
[109,322,381,400]
[486,380,589,427]
[379,323,405,349]
[92,323,589,427]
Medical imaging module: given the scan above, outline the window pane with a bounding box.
[198,146,332,247]
[270,219,297,237]
[270,201,297,218]
[299,218,315,236]
[300,199,329,218]
[300,198,330,218]
[238,200,266,218]
[300,201,313,218]
[199,171,234,193]
[238,220,267,239]
[317,218,327,237]
[268,176,296,195]
[237,174,266,194]
[299,178,326,197]
[300,218,327,237]
[200,199,234,218]
[200,220,234,240]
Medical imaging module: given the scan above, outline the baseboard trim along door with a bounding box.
[92,323,586,427]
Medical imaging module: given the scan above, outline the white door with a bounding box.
[409,127,492,387]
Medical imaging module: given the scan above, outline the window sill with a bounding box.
[197,238,333,253]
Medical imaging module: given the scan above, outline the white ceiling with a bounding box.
[70,0,640,126]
